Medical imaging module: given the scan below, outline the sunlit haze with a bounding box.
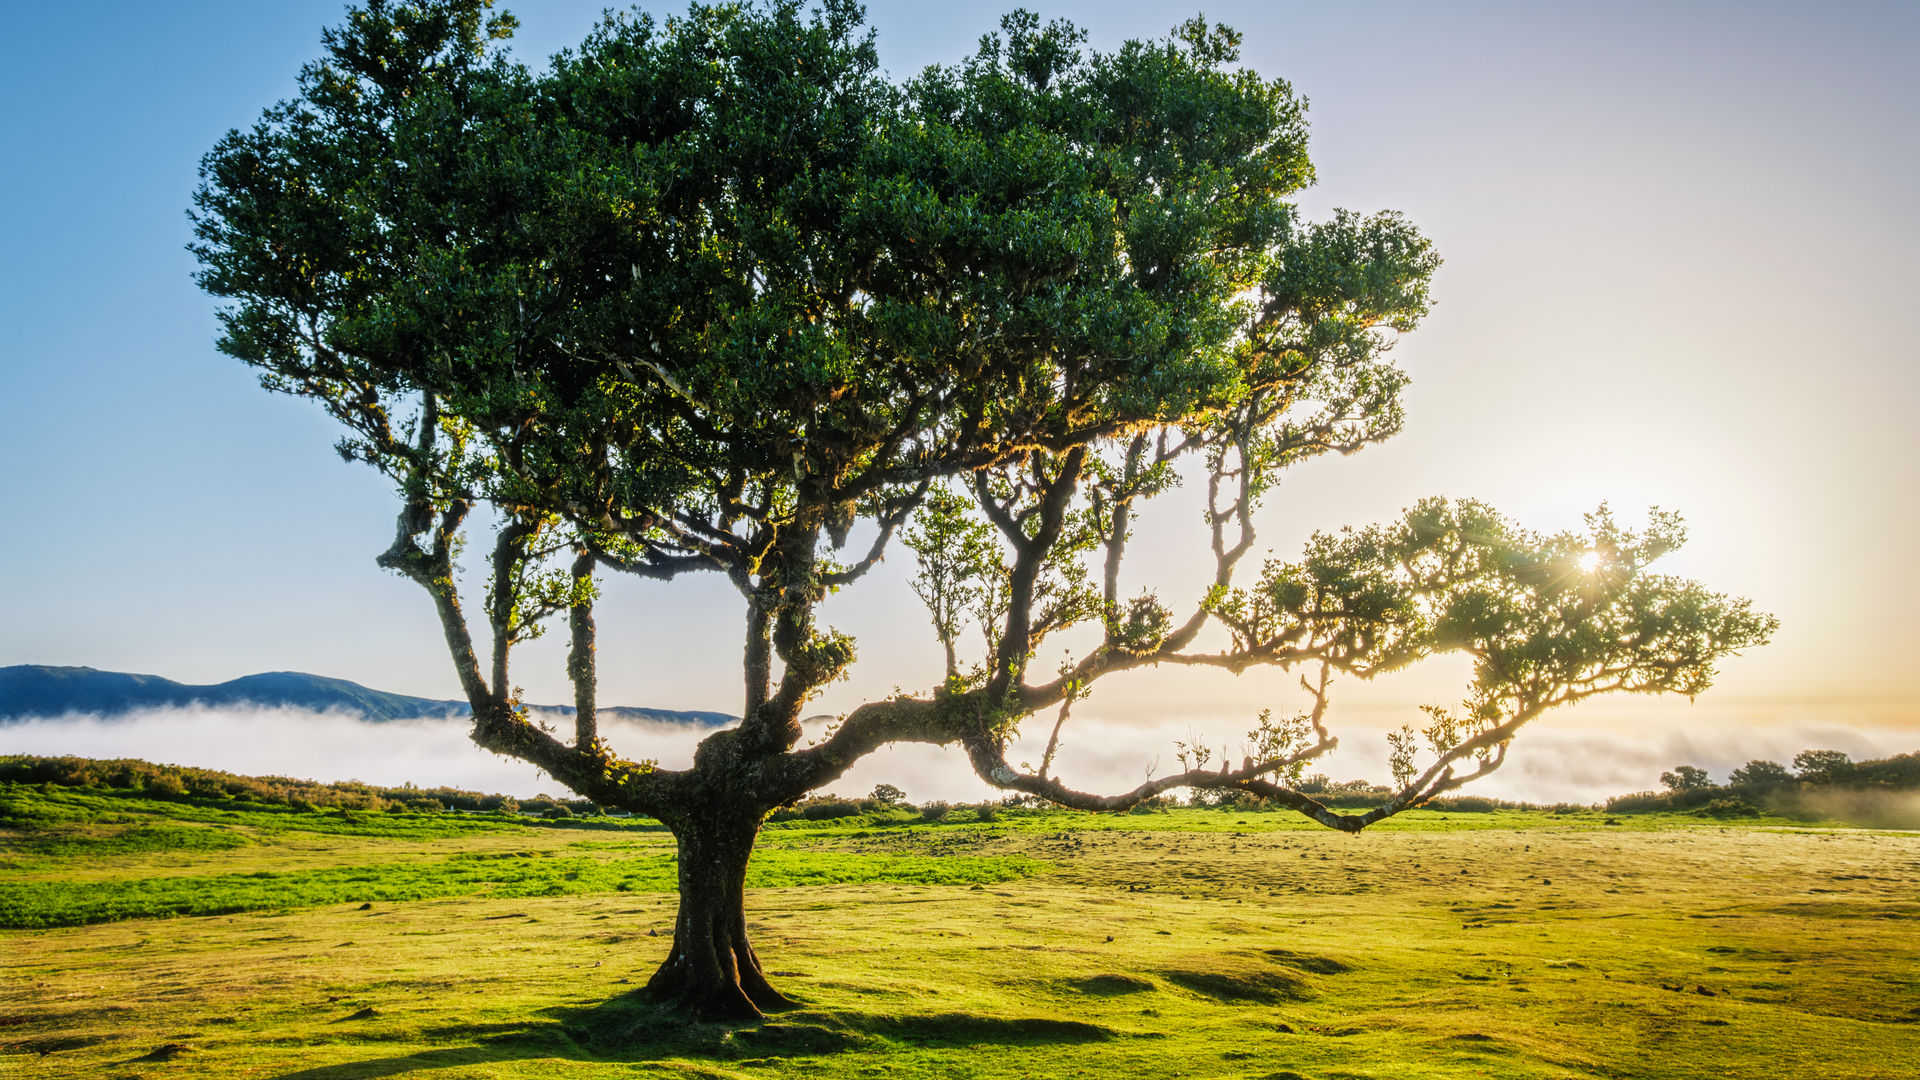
[2,1,1914,800]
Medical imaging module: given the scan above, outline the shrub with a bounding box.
[1430,795,1496,813]
[1793,749,1854,783]
[919,800,952,822]
[1660,765,1713,792]
[1696,797,1761,818]
[1192,788,1264,810]
[145,773,186,798]
[801,799,862,821]
[1606,785,1726,813]
[1729,759,1792,787]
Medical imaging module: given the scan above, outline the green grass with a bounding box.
[0,821,251,860]
[0,782,551,839]
[3,782,1917,1079]
[0,849,1045,927]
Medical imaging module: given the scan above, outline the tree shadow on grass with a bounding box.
[268,993,1116,1079]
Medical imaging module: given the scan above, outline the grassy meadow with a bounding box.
[3,782,1917,1079]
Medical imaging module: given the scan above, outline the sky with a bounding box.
[1,1,1916,801]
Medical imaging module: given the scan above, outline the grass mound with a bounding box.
[857,1012,1116,1046]
[1259,948,1352,974]
[1064,974,1156,996]
[1157,948,1349,1004]
[1158,964,1313,1004]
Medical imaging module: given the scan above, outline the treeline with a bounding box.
[1196,776,1585,815]
[0,755,601,817]
[785,779,1586,822]
[1608,749,1920,817]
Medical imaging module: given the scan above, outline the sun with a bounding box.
[1576,551,1603,574]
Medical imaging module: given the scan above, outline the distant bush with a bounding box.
[1850,751,1920,788]
[144,773,186,798]
[1695,797,1761,819]
[1191,788,1264,810]
[1793,749,1853,783]
[972,802,1000,823]
[1428,795,1496,813]
[1320,789,1395,809]
[1660,765,1713,792]
[919,800,952,822]
[0,755,606,817]
[1728,759,1792,787]
[1607,785,1727,814]
[801,799,863,821]
[1125,794,1178,815]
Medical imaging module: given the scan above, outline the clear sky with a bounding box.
[2,1,1915,796]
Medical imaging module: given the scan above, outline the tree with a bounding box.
[190,0,1776,1021]
[1793,749,1853,784]
[1727,759,1791,787]
[1661,765,1714,792]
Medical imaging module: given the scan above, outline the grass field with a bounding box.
[3,784,1917,1079]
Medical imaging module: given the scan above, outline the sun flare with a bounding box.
[1576,551,1603,574]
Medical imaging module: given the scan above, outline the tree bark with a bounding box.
[644,810,797,1022]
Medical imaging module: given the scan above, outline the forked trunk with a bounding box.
[644,812,797,1022]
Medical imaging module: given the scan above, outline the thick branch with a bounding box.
[568,549,598,749]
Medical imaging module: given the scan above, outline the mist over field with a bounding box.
[5,705,1911,806]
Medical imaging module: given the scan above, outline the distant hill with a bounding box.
[0,666,735,728]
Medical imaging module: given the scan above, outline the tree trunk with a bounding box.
[644,811,797,1022]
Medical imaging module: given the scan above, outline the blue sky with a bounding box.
[2,2,1915,787]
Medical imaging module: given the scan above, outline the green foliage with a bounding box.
[1728,759,1791,787]
[0,780,551,842]
[1612,749,1920,823]
[0,756,596,817]
[1661,765,1714,792]
[1794,748,1853,782]
[800,800,864,822]
[1693,797,1761,819]
[184,0,1773,936]
[0,823,250,862]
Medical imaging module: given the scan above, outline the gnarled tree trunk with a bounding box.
[644,809,796,1022]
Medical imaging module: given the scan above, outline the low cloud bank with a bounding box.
[5,705,1913,808]
[1,707,712,800]
[1766,788,1920,830]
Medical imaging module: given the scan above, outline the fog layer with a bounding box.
[7,705,1913,808]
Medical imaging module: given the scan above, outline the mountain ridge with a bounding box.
[0,665,735,728]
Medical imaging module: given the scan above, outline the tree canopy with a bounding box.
[192,0,1775,1020]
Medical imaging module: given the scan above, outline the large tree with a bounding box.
[191,0,1775,1021]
